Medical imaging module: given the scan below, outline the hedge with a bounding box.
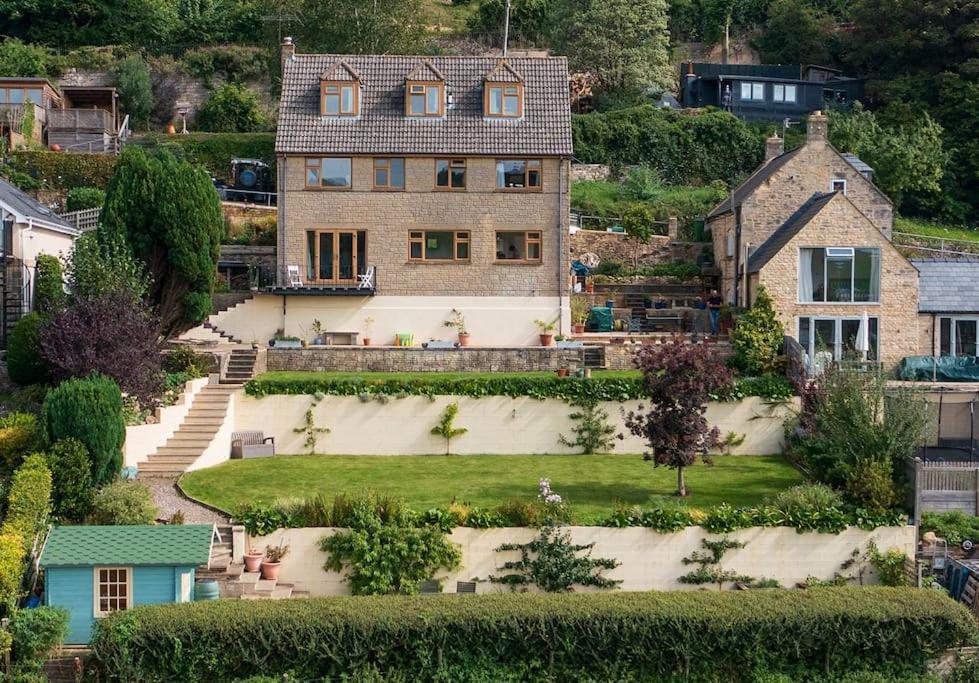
[134,132,275,181]
[90,589,977,682]
[11,150,116,190]
[2,454,53,546]
[245,372,795,402]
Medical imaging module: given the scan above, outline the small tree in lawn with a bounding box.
[624,337,733,497]
[621,202,654,270]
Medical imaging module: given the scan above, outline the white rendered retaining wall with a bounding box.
[235,395,797,455]
[250,524,915,596]
[124,377,210,468]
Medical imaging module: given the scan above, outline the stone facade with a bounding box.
[709,113,893,304]
[267,346,584,372]
[571,230,707,268]
[754,194,918,369]
[278,155,570,299]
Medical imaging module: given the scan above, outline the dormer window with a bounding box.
[486,84,523,117]
[406,82,444,117]
[319,60,362,117]
[321,81,359,116]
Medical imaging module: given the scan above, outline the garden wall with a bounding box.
[234,395,797,455]
[124,377,210,467]
[250,524,915,596]
[267,347,585,373]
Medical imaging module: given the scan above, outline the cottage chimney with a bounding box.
[280,37,295,74]
[764,134,784,163]
[807,110,829,148]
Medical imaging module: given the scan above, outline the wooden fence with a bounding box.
[910,458,979,519]
[59,207,100,233]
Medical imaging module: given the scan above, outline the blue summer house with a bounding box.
[39,525,214,644]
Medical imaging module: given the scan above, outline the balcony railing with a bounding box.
[0,102,46,128]
[47,108,113,132]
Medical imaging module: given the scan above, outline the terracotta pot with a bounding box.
[166,123,177,135]
[458,333,471,346]
[49,143,61,152]
[244,552,263,573]
[261,560,281,580]
[573,323,585,334]
[363,338,371,346]
[585,283,594,294]
[540,333,555,346]
[556,368,570,378]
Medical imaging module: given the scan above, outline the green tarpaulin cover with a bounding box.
[588,307,613,333]
[899,356,979,381]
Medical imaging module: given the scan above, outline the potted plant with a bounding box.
[535,318,557,346]
[585,277,595,294]
[556,367,570,378]
[311,319,324,345]
[571,296,590,334]
[261,543,290,580]
[444,308,470,346]
[244,547,264,573]
[361,316,375,346]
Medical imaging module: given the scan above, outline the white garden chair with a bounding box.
[357,265,375,290]
[286,265,302,287]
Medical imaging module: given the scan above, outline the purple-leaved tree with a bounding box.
[623,337,733,497]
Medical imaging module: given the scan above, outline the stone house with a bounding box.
[216,39,571,347]
[913,260,979,359]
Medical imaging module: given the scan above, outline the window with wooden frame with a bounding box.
[406,82,444,117]
[94,567,131,617]
[305,157,352,189]
[496,159,541,190]
[435,159,466,189]
[320,81,359,116]
[495,231,541,262]
[373,158,405,190]
[408,230,470,262]
[485,83,523,117]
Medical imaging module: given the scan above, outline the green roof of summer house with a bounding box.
[40,525,214,568]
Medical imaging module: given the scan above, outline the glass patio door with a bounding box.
[310,230,358,285]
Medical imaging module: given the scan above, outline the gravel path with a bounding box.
[145,478,230,525]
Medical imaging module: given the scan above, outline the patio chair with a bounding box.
[230,431,275,459]
[357,265,375,290]
[419,580,441,594]
[286,265,302,288]
[456,581,477,594]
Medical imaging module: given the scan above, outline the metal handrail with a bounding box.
[892,230,979,256]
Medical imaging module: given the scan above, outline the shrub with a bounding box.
[491,525,620,592]
[9,606,69,673]
[2,454,52,547]
[558,397,617,454]
[90,481,158,525]
[0,39,61,78]
[43,374,126,487]
[731,286,785,375]
[767,484,844,517]
[180,45,268,85]
[65,232,150,302]
[47,438,94,522]
[137,132,275,182]
[40,293,162,407]
[32,254,65,316]
[845,459,900,514]
[90,589,978,682]
[0,413,43,471]
[6,313,50,387]
[115,56,153,129]
[196,84,269,133]
[920,510,979,545]
[0,534,26,604]
[65,187,105,211]
[9,151,116,190]
[162,345,211,378]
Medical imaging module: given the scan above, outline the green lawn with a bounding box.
[180,455,804,523]
[895,216,979,245]
[254,370,641,383]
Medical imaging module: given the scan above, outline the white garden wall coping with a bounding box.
[236,395,798,456]
[124,376,211,468]
[250,524,915,596]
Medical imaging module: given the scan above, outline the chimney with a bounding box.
[807,110,828,147]
[280,37,295,74]
[764,134,784,162]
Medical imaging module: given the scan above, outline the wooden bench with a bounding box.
[231,431,275,459]
[644,314,685,332]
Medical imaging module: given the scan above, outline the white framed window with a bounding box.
[798,315,879,362]
[772,84,797,103]
[940,317,979,357]
[740,82,765,101]
[94,567,131,617]
[798,247,880,303]
[831,179,847,195]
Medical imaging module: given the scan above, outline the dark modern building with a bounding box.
[679,63,865,122]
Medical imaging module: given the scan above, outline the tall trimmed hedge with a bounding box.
[136,132,275,182]
[43,374,125,486]
[33,254,65,316]
[6,313,49,386]
[91,589,976,682]
[10,151,116,190]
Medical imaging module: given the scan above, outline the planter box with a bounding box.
[272,340,302,349]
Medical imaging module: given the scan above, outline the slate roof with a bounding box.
[841,152,873,177]
[747,192,837,273]
[40,525,213,568]
[0,178,75,233]
[276,54,572,156]
[913,259,979,313]
[707,147,802,218]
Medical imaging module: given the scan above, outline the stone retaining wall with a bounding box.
[267,346,584,373]
[571,164,611,181]
[571,230,708,267]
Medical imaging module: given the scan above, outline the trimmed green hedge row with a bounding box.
[135,132,275,181]
[91,589,977,682]
[11,150,116,190]
[244,372,795,402]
